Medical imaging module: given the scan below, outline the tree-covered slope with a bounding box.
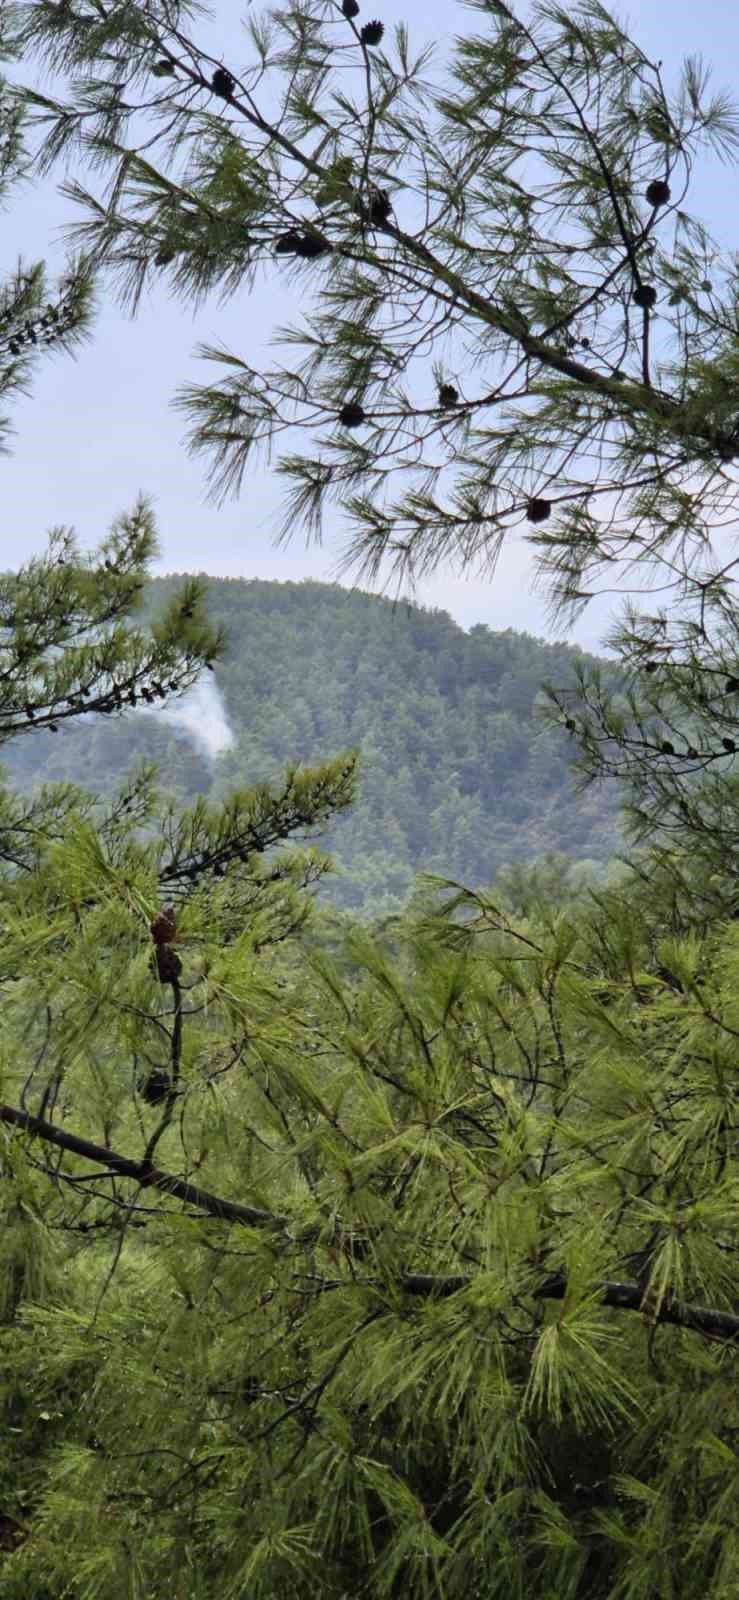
[0,575,624,921]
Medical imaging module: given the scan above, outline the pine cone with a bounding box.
[338,402,366,427]
[211,67,235,98]
[527,498,551,524]
[365,186,392,225]
[360,20,384,45]
[150,904,177,945]
[155,944,182,984]
[275,230,302,255]
[275,229,329,258]
[645,179,670,207]
[140,1068,172,1106]
[293,232,331,258]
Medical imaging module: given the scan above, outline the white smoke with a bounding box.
[138,672,235,762]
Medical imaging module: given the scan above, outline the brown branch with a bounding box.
[141,50,689,441]
[401,1271,739,1344]
[2,1102,737,1343]
[0,1102,286,1231]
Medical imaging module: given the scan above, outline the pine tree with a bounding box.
[0,13,229,870]
[9,0,739,891]
[0,16,101,455]
[0,836,737,1598]
[8,0,739,624]
[1,4,739,1595]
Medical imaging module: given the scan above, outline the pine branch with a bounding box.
[2,1101,737,1344]
[401,1271,739,1344]
[0,1100,287,1231]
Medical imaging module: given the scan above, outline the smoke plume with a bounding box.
[139,672,235,762]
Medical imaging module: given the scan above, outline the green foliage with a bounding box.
[8,0,739,633]
[0,822,737,1598]
[0,575,625,924]
[3,0,739,1594]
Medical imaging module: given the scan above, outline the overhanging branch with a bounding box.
[0,1101,286,1231]
[401,1271,739,1343]
[2,1102,737,1343]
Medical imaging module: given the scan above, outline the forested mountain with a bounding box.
[0,574,625,922]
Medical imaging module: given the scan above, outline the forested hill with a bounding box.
[0,574,625,923]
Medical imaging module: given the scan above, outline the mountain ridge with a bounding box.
[0,574,624,922]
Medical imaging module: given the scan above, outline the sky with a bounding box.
[3,0,739,657]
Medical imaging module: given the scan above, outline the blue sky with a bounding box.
[3,0,739,655]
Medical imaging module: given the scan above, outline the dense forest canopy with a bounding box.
[0,573,625,922]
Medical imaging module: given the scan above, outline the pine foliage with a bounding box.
[0,835,738,1597]
[7,0,739,630]
[2,2,739,1594]
[0,575,627,923]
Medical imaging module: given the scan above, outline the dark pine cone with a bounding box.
[438,383,459,408]
[342,0,360,16]
[140,1068,172,1106]
[150,904,177,945]
[154,944,182,984]
[338,402,366,427]
[293,232,331,258]
[645,179,670,207]
[360,19,384,45]
[633,283,657,309]
[211,67,235,98]
[275,230,302,255]
[276,229,330,259]
[365,187,392,225]
[527,498,551,524]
